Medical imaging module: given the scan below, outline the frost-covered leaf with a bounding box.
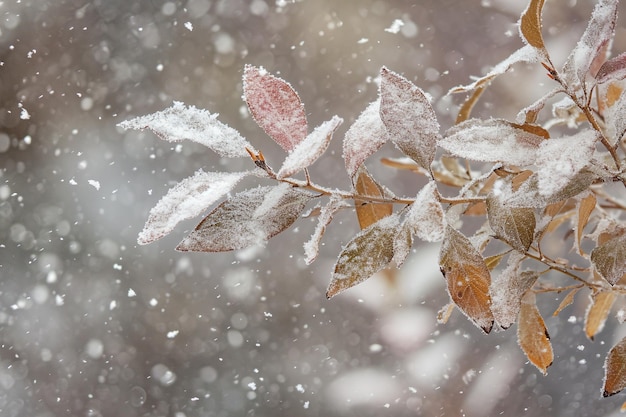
[575,191,596,255]
[439,119,545,166]
[177,184,314,252]
[516,87,560,124]
[118,101,253,158]
[138,170,250,245]
[486,195,536,252]
[439,226,494,333]
[604,337,626,397]
[506,169,598,208]
[490,253,538,329]
[277,116,342,179]
[596,52,626,84]
[591,232,626,285]
[519,0,548,54]
[379,67,440,171]
[455,85,486,124]
[303,196,349,265]
[535,129,598,197]
[518,291,553,375]
[353,166,393,230]
[343,99,389,178]
[243,65,307,152]
[585,290,616,340]
[561,0,619,94]
[604,88,626,145]
[404,181,445,242]
[327,214,400,298]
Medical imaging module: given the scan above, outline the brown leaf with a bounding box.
[486,196,536,252]
[603,336,626,397]
[519,0,547,51]
[353,167,393,230]
[439,226,494,333]
[591,232,626,285]
[552,287,581,317]
[455,85,486,124]
[517,291,553,375]
[585,290,616,340]
[575,192,596,255]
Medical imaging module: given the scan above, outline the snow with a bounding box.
[342,99,388,177]
[384,19,404,34]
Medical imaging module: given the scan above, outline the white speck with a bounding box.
[357,38,369,44]
[577,345,585,351]
[303,401,309,409]
[46,271,58,283]
[55,294,64,306]
[167,330,179,339]
[369,343,383,353]
[568,315,577,323]
[85,338,104,359]
[408,386,417,393]
[247,381,257,390]
[113,263,122,270]
[27,49,36,58]
[184,21,193,31]
[20,108,30,120]
[384,19,404,34]
[109,300,117,310]
[23,135,31,145]
[88,180,100,190]
[295,383,305,393]
[263,311,273,317]
[149,298,158,307]
[69,178,78,185]
[128,288,136,297]
[151,364,177,386]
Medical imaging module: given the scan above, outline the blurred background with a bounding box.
[1,0,626,416]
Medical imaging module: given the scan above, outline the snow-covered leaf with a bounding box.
[596,52,626,84]
[303,196,349,265]
[353,166,393,230]
[519,0,548,55]
[138,170,250,245]
[177,184,314,252]
[584,290,616,340]
[604,87,626,145]
[277,115,342,179]
[591,232,626,285]
[516,87,560,124]
[490,253,538,329]
[439,226,494,333]
[604,336,626,397]
[486,195,536,252]
[118,101,253,158]
[439,119,545,166]
[243,65,307,152]
[404,181,445,242]
[343,99,389,178]
[517,291,553,375]
[327,214,400,299]
[506,169,598,208]
[379,67,440,171]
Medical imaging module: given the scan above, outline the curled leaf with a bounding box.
[604,337,626,397]
[517,291,553,375]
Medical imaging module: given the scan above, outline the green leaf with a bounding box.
[177,184,314,252]
[486,196,536,252]
[591,233,626,285]
[327,214,400,298]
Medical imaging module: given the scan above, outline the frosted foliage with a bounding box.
[342,99,388,177]
[439,119,544,166]
[138,170,249,244]
[535,129,597,197]
[605,89,626,145]
[405,181,445,242]
[277,115,342,179]
[118,101,253,157]
[490,253,537,329]
[596,52,626,84]
[303,196,348,265]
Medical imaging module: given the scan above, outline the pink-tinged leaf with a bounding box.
[177,184,314,252]
[439,226,494,333]
[561,0,619,93]
[603,336,626,397]
[343,99,389,178]
[535,129,598,197]
[277,116,343,179]
[596,52,626,84]
[243,65,307,152]
[379,67,440,171]
[517,291,553,375]
[404,181,445,242]
[138,170,250,245]
[118,101,253,158]
[486,195,536,252]
[591,232,626,285]
[439,119,545,166]
[303,196,349,265]
[327,214,400,299]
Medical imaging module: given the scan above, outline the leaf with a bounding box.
[490,253,538,329]
[486,195,536,252]
[117,101,253,158]
[552,287,581,317]
[379,67,440,171]
[327,214,400,298]
[404,181,445,242]
[138,170,250,245]
[243,65,308,152]
[517,291,553,375]
[353,167,393,230]
[303,196,349,265]
[343,99,389,178]
[518,0,547,52]
[604,87,626,145]
[584,290,616,340]
[176,184,314,252]
[439,119,545,166]
[277,115,342,179]
[439,226,494,333]
[591,232,626,285]
[604,337,626,397]
[575,192,596,255]
[455,85,486,124]
[596,52,626,84]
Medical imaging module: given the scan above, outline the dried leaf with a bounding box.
[604,87,626,145]
[517,291,553,375]
[596,52,626,84]
[327,214,400,298]
[277,116,342,179]
[591,232,626,285]
[455,85,486,124]
[379,67,440,171]
[303,196,349,265]
[491,253,538,329]
[439,226,494,333]
[343,99,389,178]
[404,181,445,242]
[138,170,250,245]
[177,184,314,252]
[437,303,455,324]
[353,167,393,230]
[486,196,536,252]
[585,290,616,340]
[519,0,547,52]
[243,65,307,152]
[484,252,507,271]
[118,101,253,158]
[603,336,626,397]
[575,192,596,255]
[552,287,581,316]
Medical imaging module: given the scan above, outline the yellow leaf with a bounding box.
[552,287,581,316]
[585,290,616,340]
[576,192,596,255]
[603,337,626,397]
[519,0,547,51]
[353,167,393,230]
[518,291,553,375]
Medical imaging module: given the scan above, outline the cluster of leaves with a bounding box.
[120,0,626,400]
